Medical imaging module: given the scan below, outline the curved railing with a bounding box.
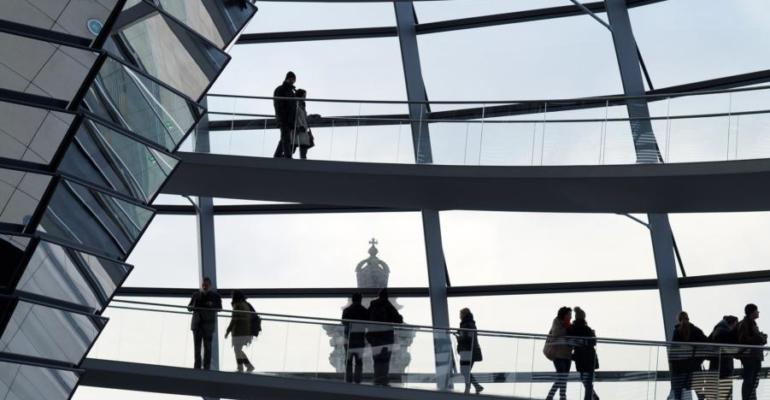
[191,84,770,167]
[87,299,770,399]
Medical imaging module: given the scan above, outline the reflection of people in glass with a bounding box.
[669,311,707,400]
[738,304,767,400]
[544,306,572,400]
[568,307,599,400]
[225,290,255,373]
[456,307,484,394]
[188,277,222,370]
[342,293,369,384]
[366,289,403,386]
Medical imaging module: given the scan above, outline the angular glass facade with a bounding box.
[0,1,257,399]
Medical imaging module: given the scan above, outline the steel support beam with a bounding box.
[394,1,432,164]
[421,210,453,390]
[394,2,451,390]
[605,0,681,340]
[194,107,221,382]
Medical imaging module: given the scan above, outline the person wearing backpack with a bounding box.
[706,315,738,399]
[225,290,257,373]
[543,306,573,400]
[366,289,403,386]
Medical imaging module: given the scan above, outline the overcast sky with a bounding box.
[75,1,770,398]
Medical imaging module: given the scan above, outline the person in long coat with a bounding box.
[225,290,254,372]
[457,308,484,394]
[568,307,599,400]
[544,306,573,400]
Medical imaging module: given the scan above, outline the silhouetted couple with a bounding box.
[273,71,315,159]
[342,289,403,386]
[543,306,599,400]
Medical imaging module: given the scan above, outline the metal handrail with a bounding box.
[110,299,770,351]
[207,83,770,106]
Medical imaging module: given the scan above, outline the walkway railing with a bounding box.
[192,85,770,166]
[87,299,770,399]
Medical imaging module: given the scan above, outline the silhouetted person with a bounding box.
[456,307,484,394]
[544,306,572,400]
[568,307,599,400]
[188,277,222,370]
[366,289,403,386]
[670,311,708,400]
[737,304,767,400]
[293,89,317,159]
[225,290,256,373]
[273,71,297,158]
[342,293,369,384]
[707,315,739,399]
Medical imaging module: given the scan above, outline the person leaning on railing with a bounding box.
[669,311,708,400]
[737,303,767,400]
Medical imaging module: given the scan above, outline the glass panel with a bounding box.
[670,212,770,276]
[630,0,770,87]
[0,360,78,400]
[0,168,51,228]
[0,100,73,165]
[59,118,179,203]
[417,14,622,103]
[16,240,131,312]
[37,180,154,259]
[243,2,395,34]
[212,38,407,101]
[111,8,229,100]
[441,211,656,285]
[83,56,204,152]
[0,299,105,364]
[156,0,257,48]
[0,0,118,41]
[215,212,428,288]
[0,32,98,101]
[124,215,199,288]
[74,387,198,400]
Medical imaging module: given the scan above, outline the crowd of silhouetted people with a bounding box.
[186,278,765,398]
[543,304,767,400]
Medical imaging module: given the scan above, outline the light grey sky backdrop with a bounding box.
[76,1,770,398]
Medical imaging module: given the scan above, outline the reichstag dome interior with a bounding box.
[0,1,769,400]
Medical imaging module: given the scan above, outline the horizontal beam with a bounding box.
[115,269,770,299]
[238,27,397,44]
[234,0,666,45]
[154,203,415,215]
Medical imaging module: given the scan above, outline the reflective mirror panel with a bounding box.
[0,360,78,400]
[156,0,257,48]
[16,239,131,312]
[59,118,179,203]
[82,56,203,152]
[110,2,229,100]
[37,179,154,260]
[0,299,106,365]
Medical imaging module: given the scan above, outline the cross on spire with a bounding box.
[369,238,378,246]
